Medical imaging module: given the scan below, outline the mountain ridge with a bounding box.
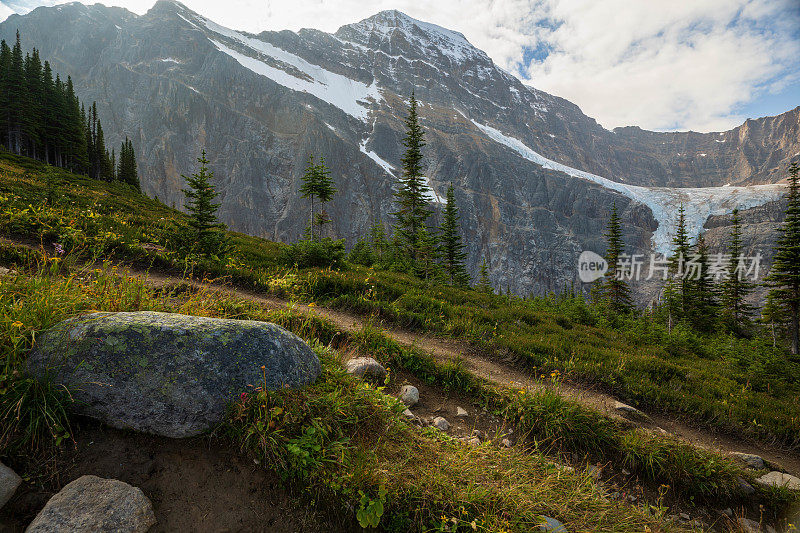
[1,1,797,295]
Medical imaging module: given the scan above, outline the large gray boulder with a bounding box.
[26,475,156,532]
[27,311,321,438]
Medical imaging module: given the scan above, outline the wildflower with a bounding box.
[308,302,316,308]
[53,243,64,255]
[239,392,248,401]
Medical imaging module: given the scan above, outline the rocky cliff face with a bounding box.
[1,1,795,296]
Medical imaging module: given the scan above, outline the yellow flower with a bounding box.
[308,302,316,308]
[11,321,23,328]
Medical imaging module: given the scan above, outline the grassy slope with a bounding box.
[0,152,797,529]
[1,151,798,448]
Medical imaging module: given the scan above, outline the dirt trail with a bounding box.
[142,270,800,477]
[3,238,799,476]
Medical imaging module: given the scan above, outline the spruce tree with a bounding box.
[313,156,336,237]
[477,258,492,293]
[689,233,718,331]
[299,155,336,241]
[8,31,24,154]
[393,92,433,273]
[766,162,800,355]
[668,203,692,317]
[761,291,785,348]
[369,218,388,265]
[439,183,469,286]
[603,202,632,312]
[720,208,753,332]
[181,150,228,259]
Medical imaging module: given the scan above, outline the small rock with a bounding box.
[755,471,800,490]
[467,437,481,446]
[0,267,9,276]
[432,416,450,431]
[471,429,483,439]
[537,515,568,532]
[401,409,416,420]
[613,401,650,422]
[501,438,512,448]
[0,462,22,509]
[586,465,602,479]
[766,525,777,533]
[455,406,468,417]
[738,477,756,496]
[679,513,690,521]
[737,517,762,533]
[731,452,766,470]
[345,357,387,384]
[26,475,156,532]
[721,508,733,517]
[398,385,419,406]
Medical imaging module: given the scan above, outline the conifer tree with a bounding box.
[689,233,718,331]
[369,218,388,264]
[603,202,632,312]
[313,156,335,237]
[299,155,336,241]
[720,208,753,332]
[477,258,492,293]
[668,203,692,317]
[393,92,433,273]
[117,137,139,189]
[181,150,228,259]
[7,31,24,153]
[766,162,800,355]
[761,291,785,348]
[439,183,469,286]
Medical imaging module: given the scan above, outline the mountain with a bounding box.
[1,0,798,296]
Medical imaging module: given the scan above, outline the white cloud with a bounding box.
[2,0,798,131]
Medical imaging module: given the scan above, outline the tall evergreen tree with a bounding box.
[603,202,632,312]
[439,183,469,286]
[720,208,753,332]
[299,155,336,241]
[313,156,335,237]
[766,163,800,355]
[7,31,25,154]
[393,92,433,273]
[22,48,42,159]
[117,137,139,189]
[668,203,692,317]
[181,150,228,259]
[689,233,718,331]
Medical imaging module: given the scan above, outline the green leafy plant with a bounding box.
[356,485,387,528]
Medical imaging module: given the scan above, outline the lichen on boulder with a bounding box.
[27,311,321,438]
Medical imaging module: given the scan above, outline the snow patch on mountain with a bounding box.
[205,19,381,121]
[359,140,395,176]
[422,176,444,204]
[472,120,786,254]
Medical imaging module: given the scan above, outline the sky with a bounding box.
[2,0,798,132]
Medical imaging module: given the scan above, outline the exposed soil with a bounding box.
[7,242,345,532]
[0,424,340,533]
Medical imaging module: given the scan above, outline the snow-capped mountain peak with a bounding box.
[336,9,486,64]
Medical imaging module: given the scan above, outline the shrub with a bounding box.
[279,238,346,269]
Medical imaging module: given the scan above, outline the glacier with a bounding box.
[471,120,786,254]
